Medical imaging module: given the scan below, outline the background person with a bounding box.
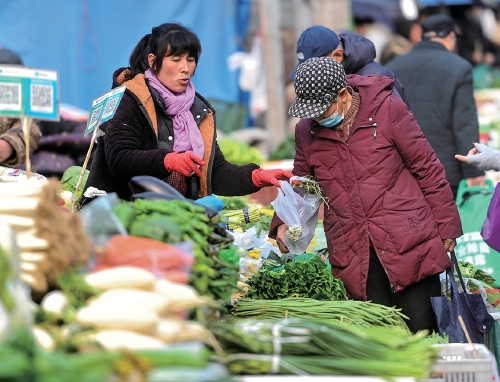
[0,48,41,168]
[386,13,485,199]
[289,25,410,108]
[84,22,293,203]
[271,57,462,333]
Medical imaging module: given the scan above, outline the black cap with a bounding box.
[421,14,460,39]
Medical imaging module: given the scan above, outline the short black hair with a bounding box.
[148,23,201,72]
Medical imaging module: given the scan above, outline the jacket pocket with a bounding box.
[383,191,439,254]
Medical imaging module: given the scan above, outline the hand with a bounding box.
[466,176,485,187]
[455,143,500,171]
[443,238,457,252]
[164,152,206,177]
[276,224,290,254]
[251,168,295,188]
[0,139,14,163]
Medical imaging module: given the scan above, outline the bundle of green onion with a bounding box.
[231,297,409,330]
[222,205,261,230]
[211,318,438,380]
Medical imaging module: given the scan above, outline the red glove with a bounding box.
[251,168,295,188]
[164,152,206,177]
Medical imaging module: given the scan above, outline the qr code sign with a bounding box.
[88,105,103,129]
[0,82,22,111]
[101,96,119,119]
[30,84,53,113]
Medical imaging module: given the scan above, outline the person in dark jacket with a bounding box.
[386,14,485,198]
[84,22,293,203]
[289,25,410,108]
[271,57,462,333]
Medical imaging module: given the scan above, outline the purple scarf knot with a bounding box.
[145,69,205,159]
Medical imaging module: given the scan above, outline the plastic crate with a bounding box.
[419,343,494,381]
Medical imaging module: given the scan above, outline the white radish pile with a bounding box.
[72,266,215,351]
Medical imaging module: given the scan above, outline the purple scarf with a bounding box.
[145,69,205,159]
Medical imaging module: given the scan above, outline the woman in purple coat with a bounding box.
[270,57,463,333]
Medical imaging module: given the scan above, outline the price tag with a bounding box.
[85,85,126,136]
[0,65,59,121]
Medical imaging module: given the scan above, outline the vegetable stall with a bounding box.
[0,173,496,381]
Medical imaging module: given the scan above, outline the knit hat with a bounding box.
[289,25,341,79]
[289,57,346,119]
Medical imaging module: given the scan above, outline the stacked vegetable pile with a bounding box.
[112,198,239,301]
[210,317,439,380]
[0,180,89,296]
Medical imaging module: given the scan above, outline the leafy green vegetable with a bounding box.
[60,166,89,204]
[269,135,296,160]
[57,269,100,309]
[218,196,249,211]
[218,137,264,166]
[247,256,346,301]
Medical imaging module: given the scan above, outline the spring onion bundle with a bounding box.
[222,205,260,230]
[231,297,409,330]
[211,317,438,380]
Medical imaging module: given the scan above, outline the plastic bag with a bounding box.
[271,178,322,255]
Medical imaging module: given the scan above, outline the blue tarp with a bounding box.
[0,0,250,113]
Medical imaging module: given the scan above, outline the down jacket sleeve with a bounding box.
[103,93,170,180]
[388,96,463,240]
[210,142,260,196]
[0,117,41,168]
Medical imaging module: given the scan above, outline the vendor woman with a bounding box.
[84,22,292,203]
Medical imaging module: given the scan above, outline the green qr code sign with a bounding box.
[85,85,126,136]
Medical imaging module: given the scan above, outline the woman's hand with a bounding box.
[276,224,290,254]
[442,238,457,252]
[164,152,205,177]
[251,169,295,188]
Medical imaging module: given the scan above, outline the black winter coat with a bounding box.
[84,68,260,202]
[386,40,484,188]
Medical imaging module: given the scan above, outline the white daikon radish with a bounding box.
[33,326,55,352]
[154,279,207,312]
[0,197,39,213]
[85,266,155,291]
[88,288,169,314]
[17,231,48,251]
[20,262,37,272]
[76,304,159,332]
[20,252,45,263]
[20,272,36,286]
[0,181,45,198]
[40,290,69,316]
[0,214,35,229]
[156,319,208,343]
[89,329,165,350]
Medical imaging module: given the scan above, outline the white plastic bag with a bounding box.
[271,178,323,254]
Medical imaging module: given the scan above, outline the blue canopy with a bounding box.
[0,0,251,112]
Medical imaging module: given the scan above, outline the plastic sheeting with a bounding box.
[0,0,251,112]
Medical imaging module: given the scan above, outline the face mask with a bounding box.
[318,104,344,128]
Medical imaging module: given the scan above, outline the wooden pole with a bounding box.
[71,126,98,212]
[258,0,287,149]
[22,116,32,180]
